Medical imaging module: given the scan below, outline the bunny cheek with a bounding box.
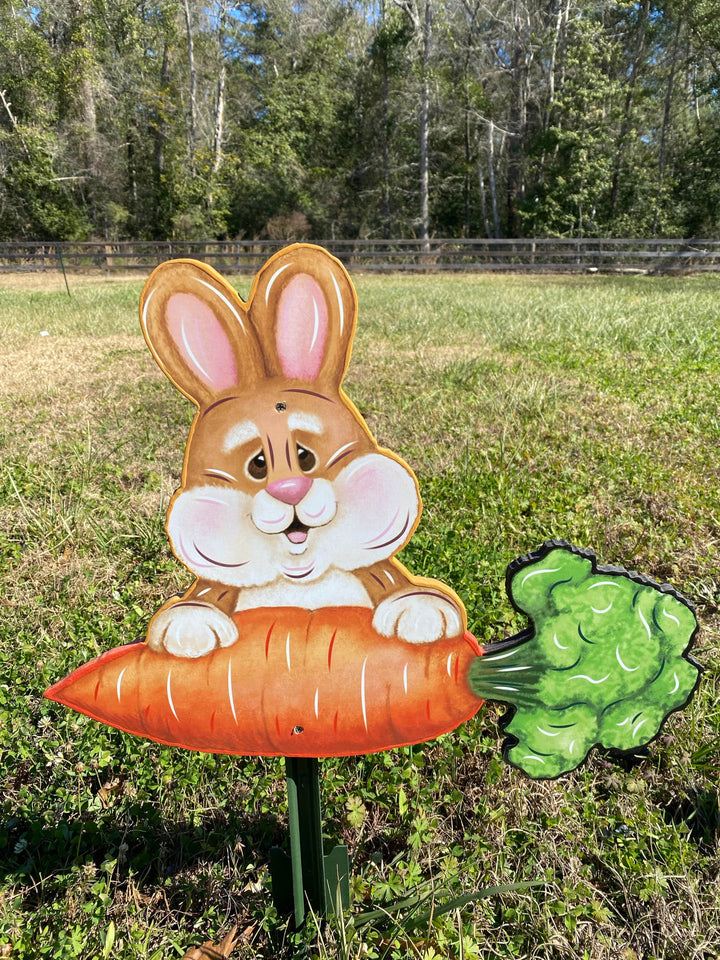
[167,488,261,586]
[251,491,295,536]
[251,482,337,537]
[295,479,337,528]
[329,454,419,570]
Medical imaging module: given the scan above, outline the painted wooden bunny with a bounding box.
[140,244,465,658]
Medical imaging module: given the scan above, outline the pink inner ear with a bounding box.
[276,275,328,381]
[166,293,238,393]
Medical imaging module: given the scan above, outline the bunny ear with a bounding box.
[140,259,264,406]
[248,244,357,387]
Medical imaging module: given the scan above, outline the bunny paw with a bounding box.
[146,602,239,658]
[373,591,463,643]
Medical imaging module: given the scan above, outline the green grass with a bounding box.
[1,272,719,959]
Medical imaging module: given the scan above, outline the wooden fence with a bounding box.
[2,238,720,274]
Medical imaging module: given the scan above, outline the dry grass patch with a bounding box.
[0,334,151,398]
[0,271,147,292]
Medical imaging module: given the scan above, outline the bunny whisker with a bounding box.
[363,508,401,546]
[366,514,412,551]
[192,542,249,569]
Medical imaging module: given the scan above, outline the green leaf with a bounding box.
[103,920,115,957]
[401,882,545,931]
[353,880,544,930]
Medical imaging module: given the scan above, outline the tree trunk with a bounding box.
[127,117,138,231]
[66,0,101,231]
[419,0,432,252]
[153,43,170,236]
[477,159,492,239]
[0,88,30,158]
[211,61,226,185]
[209,1,228,213]
[545,0,571,130]
[182,0,197,174]
[391,0,433,248]
[610,0,649,218]
[381,7,391,238]
[458,0,482,236]
[464,86,471,237]
[654,19,682,235]
[488,120,500,238]
[506,8,529,236]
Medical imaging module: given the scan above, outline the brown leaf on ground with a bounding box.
[181,925,239,960]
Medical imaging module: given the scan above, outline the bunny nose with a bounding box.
[265,476,312,505]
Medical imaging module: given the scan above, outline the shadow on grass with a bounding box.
[663,787,720,849]
[2,803,284,893]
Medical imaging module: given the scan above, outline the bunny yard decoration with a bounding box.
[46,244,701,775]
[44,243,703,924]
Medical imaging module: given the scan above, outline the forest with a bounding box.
[1,0,719,243]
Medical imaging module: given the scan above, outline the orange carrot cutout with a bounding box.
[45,607,483,757]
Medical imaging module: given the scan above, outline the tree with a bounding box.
[2,0,720,241]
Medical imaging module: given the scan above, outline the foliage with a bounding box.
[1,1,720,240]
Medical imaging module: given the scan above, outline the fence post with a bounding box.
[56,243,71,297]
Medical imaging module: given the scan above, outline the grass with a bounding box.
[1,270,719,959]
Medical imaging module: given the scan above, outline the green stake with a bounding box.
[270,757,350,927]
[56,243,71,297]
[287,757,325,925]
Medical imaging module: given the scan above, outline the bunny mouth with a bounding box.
[283,515,309,545]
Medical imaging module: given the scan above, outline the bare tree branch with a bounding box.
[0,89,31,159]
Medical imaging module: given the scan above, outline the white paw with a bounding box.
[373,591,463,643]
[146,602,238,658]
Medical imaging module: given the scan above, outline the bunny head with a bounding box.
[140,244,421,607]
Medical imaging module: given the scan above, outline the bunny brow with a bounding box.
[287,412,323,434]
[223,419,261,453]
[281,389,334,403]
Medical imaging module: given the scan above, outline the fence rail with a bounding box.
[2,238,720,274]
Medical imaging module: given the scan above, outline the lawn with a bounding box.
[1,269,718,959]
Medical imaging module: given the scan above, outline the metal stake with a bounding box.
[270,757,350,926]
[56,243,71,298]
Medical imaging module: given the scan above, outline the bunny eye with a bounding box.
[297,445,316,473]
[247,451,267,480]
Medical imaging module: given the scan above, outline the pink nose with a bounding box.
[265,476,312,506]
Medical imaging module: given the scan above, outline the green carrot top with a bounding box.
[470,542,701,779]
